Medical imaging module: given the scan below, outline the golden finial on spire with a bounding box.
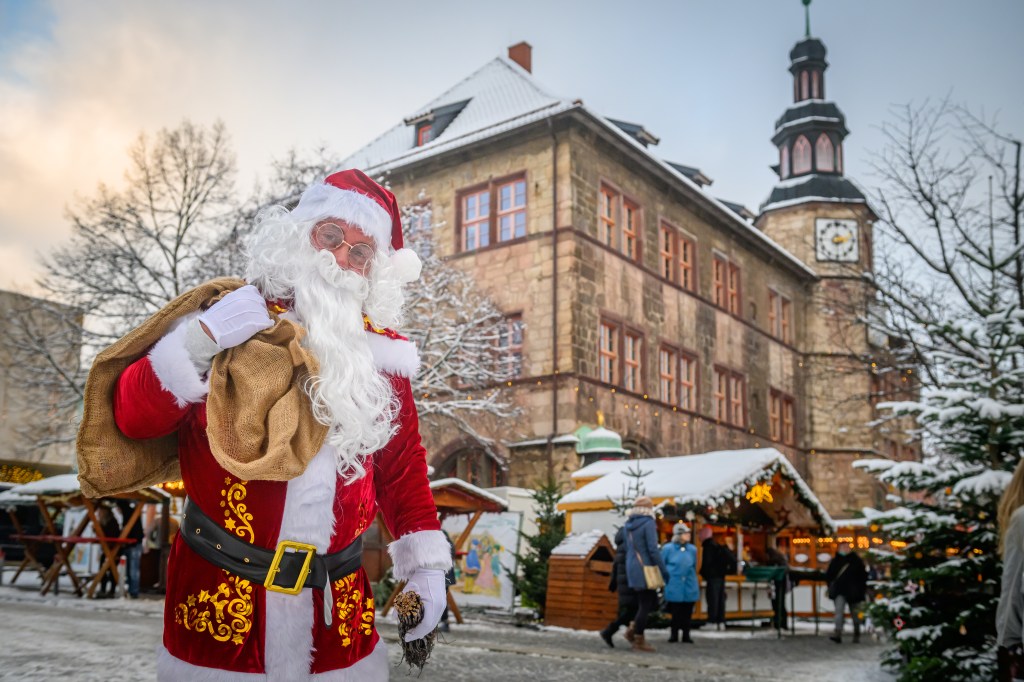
[596,411,605,426]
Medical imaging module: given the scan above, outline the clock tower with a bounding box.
[755,24,884,516]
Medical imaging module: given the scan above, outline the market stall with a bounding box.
[558,448,836,624]
[6,474,170,597]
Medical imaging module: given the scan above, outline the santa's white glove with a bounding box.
[198,285,273,349]
[401,568,448,642]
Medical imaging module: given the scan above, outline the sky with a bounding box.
[1,0,1022,294]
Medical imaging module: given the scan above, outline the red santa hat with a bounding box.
[290,169,422,283]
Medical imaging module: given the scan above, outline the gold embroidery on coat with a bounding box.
[175,571,254,645]
[219,477,255,542]
[333,573,375,646]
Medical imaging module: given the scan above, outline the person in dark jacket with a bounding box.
[826,542,868,643]
[764,543,790,630]
[598,525,639,648]
[622,496,669,653]
[699,526,735,630]
[96,505,121,598]
[115,499,144,598]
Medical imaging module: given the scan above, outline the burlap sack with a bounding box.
[76,278,328,498]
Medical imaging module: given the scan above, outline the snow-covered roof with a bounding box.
[341,57,574,173]
[0,488,37,507]
[559,448,834,531]
[430,477,509,509]
[9,473,82,496]
[340,54,817,279]
[550,529,612,557]
[508,434,580,448]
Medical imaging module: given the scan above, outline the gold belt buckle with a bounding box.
[264,540,317,595]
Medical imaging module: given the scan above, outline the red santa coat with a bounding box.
[113,315,449,680]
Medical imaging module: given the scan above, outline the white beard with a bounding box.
[243,207,404,481]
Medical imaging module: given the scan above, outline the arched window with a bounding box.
[800,71,809,100]
[811,71,820,99]
[816,134,835,172]
[792,136,812,175]
[780,145,790,179]
[436,448,505,487]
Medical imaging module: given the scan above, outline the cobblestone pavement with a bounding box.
[0,586,894,681]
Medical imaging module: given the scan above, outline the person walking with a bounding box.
[997,458,1024,681]
[95,505,121,598]
[598,525,639,648]
[764,542,790,631]
[661,522,699,643]
[825,542,867,643]
[699,526,735,630]
[623,496,669,653]
[115,499,144,598]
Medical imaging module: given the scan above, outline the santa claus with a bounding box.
[77,170,451,680]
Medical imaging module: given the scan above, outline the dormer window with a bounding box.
[416,123,433,147]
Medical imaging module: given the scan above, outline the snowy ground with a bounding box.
[0,570,896,681]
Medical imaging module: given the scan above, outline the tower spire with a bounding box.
[803,0,812,38]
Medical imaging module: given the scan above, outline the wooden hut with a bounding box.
[544,530,617,631]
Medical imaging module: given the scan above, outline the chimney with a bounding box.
[508,41,532,73]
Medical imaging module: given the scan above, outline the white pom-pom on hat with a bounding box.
[390,248,422,284]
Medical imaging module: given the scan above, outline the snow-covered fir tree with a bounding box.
[852,101,1023,681]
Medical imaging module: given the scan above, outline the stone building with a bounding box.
[341,36,917,516]
[0,290,82,484]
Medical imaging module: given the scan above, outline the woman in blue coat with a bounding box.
[623,496,669,652]
[661,522,700,643]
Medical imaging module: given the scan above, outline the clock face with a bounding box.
[815,218,860,262]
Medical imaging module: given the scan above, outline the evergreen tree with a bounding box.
[852,101,1024,681]
[508,479,566,615]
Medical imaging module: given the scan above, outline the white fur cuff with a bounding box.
[388,530,453,581]
[148,316,211,408]
[365,333,419,378]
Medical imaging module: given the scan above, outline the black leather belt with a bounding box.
[180,500,362,595]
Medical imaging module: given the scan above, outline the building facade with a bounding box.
[0,290,82,484]
[342,37,917,516]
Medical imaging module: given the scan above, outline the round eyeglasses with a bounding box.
[311,222,376,273]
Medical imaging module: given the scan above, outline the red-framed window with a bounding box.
[713,366,746,427]
[461,189,490,251]
[624,331,642,393]
[623,199,640,260]
[679,235,695,291]
[600,185,618,248]
[598,183,641,262]
[713,256,727,308]
[497,314,524,379]
[659,346,678,405]
[497,179,527,242]
[769,389,795,445]
[714,255,741,315]
[768,289,793,343]
[456,174,527,252]
[599,320,619,384]
[417,124,433,147]
[659,225,675,280]
[727,262,741,315]
[793,135,812,175]
[680,352,697,411]
[713,367,728,421]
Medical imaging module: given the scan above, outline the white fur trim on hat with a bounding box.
[389,248,422,284]
[290,182,393,250]
[387,529,454,581]
[364,332,420,378]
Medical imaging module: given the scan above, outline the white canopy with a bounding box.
[560,448,834,532]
